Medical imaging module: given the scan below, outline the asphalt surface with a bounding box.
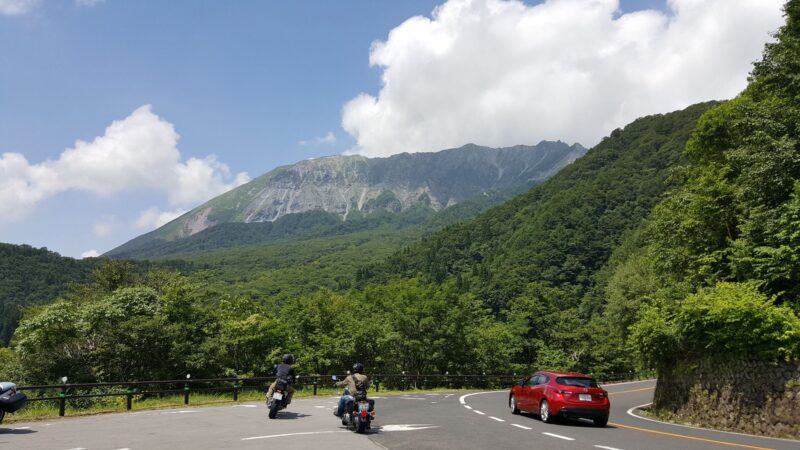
[1,380,798,449]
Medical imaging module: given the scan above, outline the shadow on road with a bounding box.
[519,413,617,429]
[274,412,311,420]
[0,428,37,435]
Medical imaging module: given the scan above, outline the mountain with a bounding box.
[108,141,586,258]
[0,244,96,345]
[360,102,716,316]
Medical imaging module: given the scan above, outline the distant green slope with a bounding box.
[108,141,585,259]
[0,244,97,345]
[360,102,717,312]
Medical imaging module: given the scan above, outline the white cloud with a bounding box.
[93,218,115,238]
[0,105,250,223]
[299,131,337,146]
[134,207,187,230]
[342,0,785,157]
[76,0,105,6]
[80,249,100,258]
[0,0,38,15]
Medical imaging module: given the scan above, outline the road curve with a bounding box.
[2,380,798,449]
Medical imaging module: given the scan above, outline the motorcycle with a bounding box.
[266,378,290,419]
[0,382,27,425]
[336,382,374,434]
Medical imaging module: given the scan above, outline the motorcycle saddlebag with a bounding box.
[0,392,27,413]
[275,378,289,391]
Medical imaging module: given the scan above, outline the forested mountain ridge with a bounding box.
[360,102,716,313]
[107,141,585,258]
[0,244,96,345]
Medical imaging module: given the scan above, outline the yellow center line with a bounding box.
[609,422,774,450]
[607,387,654,396]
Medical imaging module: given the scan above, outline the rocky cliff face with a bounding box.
[108,141,585,254]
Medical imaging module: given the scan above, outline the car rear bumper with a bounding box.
[556,407,608,419]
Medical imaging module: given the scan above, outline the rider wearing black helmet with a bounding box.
[267,353,297,405]
[334,362,369,417]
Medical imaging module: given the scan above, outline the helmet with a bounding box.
[352,362,364,374]
[283,353,294,365]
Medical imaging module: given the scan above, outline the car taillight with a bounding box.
[598,391,606,398]
[557,389,571,395]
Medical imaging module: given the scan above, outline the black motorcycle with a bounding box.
[339,385,374,434]
[0,382,27,425]
[266,378,290,419]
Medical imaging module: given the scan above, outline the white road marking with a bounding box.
[233,404,257,408]
[12,427,31,430]
[65,448,86,450]
[489,416,505,422]
[464,405,472,410]
[595,445,623,450]
[160,410,197,414]
[401,397,426,400]
[431,401,438,404]
[511,424,532,430]
[243,431,349,440]
[600,379,656,388]
[542,432,575,441]
[380,424,440,432]
[626,402,800,444]
[473,410,486,415]
[314,406,327,408]
[458,390,500,405]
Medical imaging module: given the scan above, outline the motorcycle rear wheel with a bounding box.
[268,401,280,419]
[355,416,367,434]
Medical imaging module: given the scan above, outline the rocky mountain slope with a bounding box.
[108,141,585,258]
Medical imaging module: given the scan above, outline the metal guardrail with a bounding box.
[17,371,652,417]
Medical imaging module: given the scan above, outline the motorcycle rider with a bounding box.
[267,353,296,405]
[334,362,369,418]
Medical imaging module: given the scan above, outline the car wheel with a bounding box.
[540,400,554,423]
[593,416,608,427]
[510,395,520,415]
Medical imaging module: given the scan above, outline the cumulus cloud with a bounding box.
[80,249,100,258]
[93,218,115,238]
[0,0,38,15]
[76,0,105,6]
[299,131,337,146]
[342,0,785,157]
[0,105,249,223]
[134,207,187,230]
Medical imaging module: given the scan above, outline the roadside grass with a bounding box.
[5,386,475,424]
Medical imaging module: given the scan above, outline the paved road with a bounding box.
[2,380,798,449]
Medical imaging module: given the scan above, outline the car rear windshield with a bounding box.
[556,377,598,388]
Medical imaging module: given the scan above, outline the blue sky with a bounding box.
[0,0,785,257]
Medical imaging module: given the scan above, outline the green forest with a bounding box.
[2,1,800,391]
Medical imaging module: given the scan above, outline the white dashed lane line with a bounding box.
[473,410,486,415]
[542,432,575,441]
[488,416,505,422]
[511,423,532,430]
[464,405,472,410]
[595,446,624,450]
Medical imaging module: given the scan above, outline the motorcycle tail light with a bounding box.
[361,410,368,417]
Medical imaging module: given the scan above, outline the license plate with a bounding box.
[273,392,283,401]
[579,394,592,401]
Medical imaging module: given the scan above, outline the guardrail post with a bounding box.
[184,374,191,405]
[375,378,380,393]
[126,385,134,411]
[59,385,67,417]
[233,381,239,402]
[313,377,317,396]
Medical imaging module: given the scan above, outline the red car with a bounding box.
[509,371,609,427]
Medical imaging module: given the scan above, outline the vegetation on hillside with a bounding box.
[618,0,800,370]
